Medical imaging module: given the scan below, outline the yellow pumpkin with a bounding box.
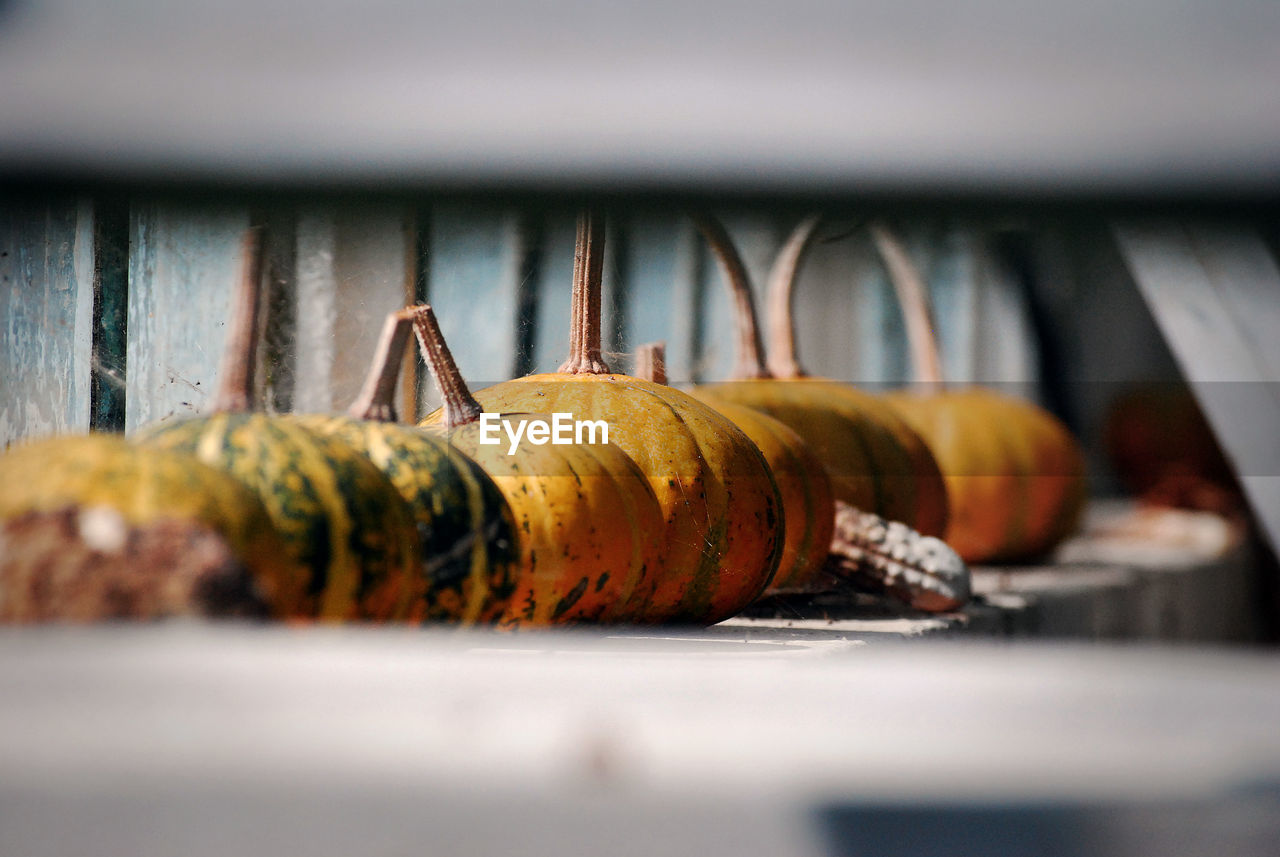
[693,212,948,536]
[427,212,784,625]
[413,304,664,627]
[869,222,1086,562]
[0,434,299,620]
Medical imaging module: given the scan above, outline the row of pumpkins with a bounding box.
[0,212,1088,625]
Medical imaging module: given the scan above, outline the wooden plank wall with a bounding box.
[3,199,1067,447]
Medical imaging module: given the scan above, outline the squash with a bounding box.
[869,223,1087,562]
[694,213,949,536]
[292,309,519,624]
[638,341,834,594]
[133,228,421,620]
[413,303,663,626]
[0,434,295,621]
[428,212,784,625]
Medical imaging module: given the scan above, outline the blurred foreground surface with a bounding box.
[2,625,1279,857]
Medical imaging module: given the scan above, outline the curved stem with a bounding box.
[764,214,823,379]
[868,222,945,391]
[558,209,612,375]
[212,226,266,413]
[633,341,667,385]
[348,309,415,422]
[410,304,483,429]
[688,211,770,380]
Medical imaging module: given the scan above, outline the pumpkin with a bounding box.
[292,309,519,625]
[134,228,421,620]
[428,211,784,625]
[869,222,1087,562]
[1103,383,1238,515]
[694,213,949,536]
[412,303,664,626]
[0,434,294,621]
[637,339,834,594]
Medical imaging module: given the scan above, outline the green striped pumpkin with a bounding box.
[292,414,519,624]
[134,414,421,621]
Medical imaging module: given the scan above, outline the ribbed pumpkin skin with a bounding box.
[696,379,948,538]
[438,375,784,625]
[693,396,835,593]
[0,434,302,613]
[291,414,519,625]
[135,414,420,620]
[422,419,664,627]
[885,389,1086,562]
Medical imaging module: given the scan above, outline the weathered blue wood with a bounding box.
[618,214,694,382]
[125,204,249,432]
[423,204,523,399]
[530,213,576,375]
[0,199,95,447]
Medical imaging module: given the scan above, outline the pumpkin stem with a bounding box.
[212,226,266,413]
[868,222,945,391]
[410,304,484,429]
[688,212,771,381]
[558,209,612,375]
[765,214,824,379]
[634,341,668,385]
[348,309,416,423]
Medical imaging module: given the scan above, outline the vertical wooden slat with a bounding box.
[531,213,577,375]
[621,214,690,380]
[91,198,129,431]
[292,209,338,413]
[425,204,524,396]
[0,199,96,447]
[125,204,249,431]
[292,205,414,415]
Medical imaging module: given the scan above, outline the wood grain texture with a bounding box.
[0,199,95,447]
[125,203,249,431]
[1112,219,1280,556]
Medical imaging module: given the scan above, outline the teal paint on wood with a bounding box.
[531,213,577,375]
[425,205,523,394]
[619,215,685,378]
[0,200,95,448]
[125,204,250,432]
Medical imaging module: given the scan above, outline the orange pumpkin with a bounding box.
[637,340,834,594]
[428,211,784,625]
[413,304,664,627]
[693,213,949,537]
[869,222,1087,562]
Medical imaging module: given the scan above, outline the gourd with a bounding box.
[427,211,784,625]
[0,435,294,621]
[694,213,949,536]
[869,223,1087,562]
[413,304,664,626]
[292,309,519,624]
[637,340,834,594]
[133,228,421,620]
